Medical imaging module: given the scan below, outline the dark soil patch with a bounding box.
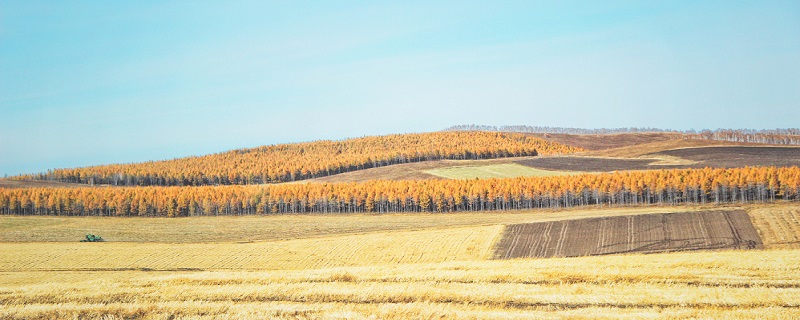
[651,146,800,168]
[514,157,679,172]
[517,146,800,172]
[493,210,763,259]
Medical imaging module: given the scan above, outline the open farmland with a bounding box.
[2,249,799,319]
[584,138,756,158]
[0,207,690,243]
[748,204,800,249]
[652,146,800,168]
[0,226,501,271]
[493,210,762,259]
[515,156,664,172]
[1,204,800,319]
[515,146,800,172]
[303,137,786,182]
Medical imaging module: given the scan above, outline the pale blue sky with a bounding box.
[1,1,799,176]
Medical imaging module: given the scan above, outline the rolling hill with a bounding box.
[13,131,581,187]
[3,127,800,319]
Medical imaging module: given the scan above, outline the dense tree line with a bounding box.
[445,125,677,134]
[15,132,581,187]
[696,129,800,145]
[447,125,800,145]
[2,166,798,217]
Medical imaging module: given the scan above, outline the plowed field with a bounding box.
[515,156,663,172]
[516,146,800,172]
[652,146,800,168]
[493,210,762,259]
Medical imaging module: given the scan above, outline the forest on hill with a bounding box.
[2,166,798,217]
[447,126,800,145]
[14,132,581,187]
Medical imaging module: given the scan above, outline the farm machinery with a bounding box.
[80,234,104,242]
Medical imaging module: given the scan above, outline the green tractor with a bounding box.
[80,234,104,242]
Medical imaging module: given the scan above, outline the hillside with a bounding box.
[302,132,795,182]
[14,131,581,187]
[527,132,686,151]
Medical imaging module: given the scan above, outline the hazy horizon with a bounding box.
[2,1,799,176]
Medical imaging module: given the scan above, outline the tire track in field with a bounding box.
[493,210,764,259]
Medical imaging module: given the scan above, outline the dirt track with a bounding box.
[493,210,763,259]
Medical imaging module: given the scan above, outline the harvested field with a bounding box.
[0,206,697,243]
[0,226,502,271]
[3,249,799,319]
[748,204,800,249]
[493,210,763,259]
[652,146,800,168]
[424,163,573,179]
[3,204,800,319]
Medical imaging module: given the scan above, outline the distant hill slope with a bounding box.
[447,125,800,146]
[301,133,776,183]
[526,132,685,151]
[16,131,582,187]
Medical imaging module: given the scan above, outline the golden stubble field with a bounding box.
[3,250,799,319]
[2,203,800,319]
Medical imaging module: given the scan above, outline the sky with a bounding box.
[1,1,799,176]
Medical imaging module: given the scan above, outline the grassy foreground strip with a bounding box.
[0,206,690,243]
[0,226,502,271]
[424,163,574,179]
[2,249,799,319]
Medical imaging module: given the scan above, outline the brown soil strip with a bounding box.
[651,146,800,168]
[493,210,763,259]
[516,146,800,172]
[514,157,671,172]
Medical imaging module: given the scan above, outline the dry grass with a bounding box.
[748,203,800,249]
[2,249,799,319]
[424,163,575,179]
[3,203,800,319]
[527,132,687,151]
[585,138,753,158]
[0,225,502,271]
[0,206,699,243]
